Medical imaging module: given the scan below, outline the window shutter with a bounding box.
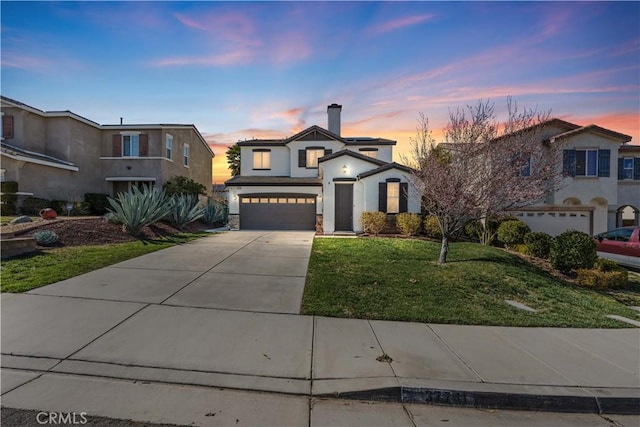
[563,149,576,177]
[324,149,332,156]
[112,134,122,156]
[2,115,14,139]
[298,149,306,167]
[634,158,640,180]
[618,158,625,179]
[597,149,610,177]
[399,183,408,213]
[378,182,387,212]
[139,134,149,156]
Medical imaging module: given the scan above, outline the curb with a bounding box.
[317,386,640,415]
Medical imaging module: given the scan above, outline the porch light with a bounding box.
[342,164,348,174]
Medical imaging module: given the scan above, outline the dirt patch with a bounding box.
[3,217,212,248]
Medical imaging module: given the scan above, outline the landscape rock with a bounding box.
[10,216,32,225]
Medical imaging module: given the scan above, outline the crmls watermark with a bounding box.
[36,412,88,425]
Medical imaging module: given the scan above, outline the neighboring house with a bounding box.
[510,119,639,236]
[0,96,214,202]
[225,104,420,233]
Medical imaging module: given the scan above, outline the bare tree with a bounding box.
[404,98,562,264]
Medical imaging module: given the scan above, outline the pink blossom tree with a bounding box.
[404,98,563,264]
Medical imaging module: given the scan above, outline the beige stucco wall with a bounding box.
[2,106,47,153]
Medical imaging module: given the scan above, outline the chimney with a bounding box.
[120,117,123,125]
[327,103,342,136]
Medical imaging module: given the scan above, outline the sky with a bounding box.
[2,1,639,184]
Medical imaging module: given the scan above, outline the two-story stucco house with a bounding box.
[1,96,214,202]
[511,119,639,235]
[225,104,420,233]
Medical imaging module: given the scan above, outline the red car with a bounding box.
[595,226,640,269]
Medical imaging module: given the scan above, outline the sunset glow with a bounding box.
[2,1,638,185]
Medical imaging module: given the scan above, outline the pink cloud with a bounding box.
[1,53,54,71]
[174,11,260,47]
[368,14,435,36]
[149,50,254,67]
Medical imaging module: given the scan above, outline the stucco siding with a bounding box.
[288,140,345,177]
[240,146,290,176]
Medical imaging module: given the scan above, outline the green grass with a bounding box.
[1,233,208,293]
[301,238,640,328]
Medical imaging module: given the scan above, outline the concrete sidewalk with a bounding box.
[1,231,639,425]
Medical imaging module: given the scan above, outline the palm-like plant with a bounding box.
[107,185,174,236]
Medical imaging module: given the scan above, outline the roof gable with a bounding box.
[358,162,413,179]
[548,124,632,144]
[286,125,344,144]
[318,149,387,167]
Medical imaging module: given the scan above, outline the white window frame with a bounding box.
[183,143,190,167]
[575,149,598,177]
[306,148,324,168]
[387,182,400,214]
[166,134,173,160]
[253,150,270,170]
[122,134,140,157]
[622,157,634,180]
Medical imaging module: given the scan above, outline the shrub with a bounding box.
[423,215,442,239]
[1,181,18,193]
[576,267,628,289]
[167,194,204,230]
[32,230,59,246]
[19,197,50,215]
[163,176,207,196]
[594,258,620,272]
[0,181,18,215]
[550,230,597,274]
[497,220,531,249]
[49,200,67,215]
[85,193,111,215]
[523,232,553,259]
[396,213,421,236]
[464,217,502,245]
[107,185,174,236]
[361,211,387,236]
[202,200,226,226]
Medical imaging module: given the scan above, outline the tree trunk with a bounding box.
[438,234,449,264]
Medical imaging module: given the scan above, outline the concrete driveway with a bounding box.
[27,230,315,314]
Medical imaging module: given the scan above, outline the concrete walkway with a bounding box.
[1,231,639,425]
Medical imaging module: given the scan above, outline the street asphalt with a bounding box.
[1,230,639,426]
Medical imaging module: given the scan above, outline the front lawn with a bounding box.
[1,233,207,293]
[301,238,639,328]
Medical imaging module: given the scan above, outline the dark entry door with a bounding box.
[335,184,353,231]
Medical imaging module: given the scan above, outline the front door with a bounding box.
[335,184,353,231]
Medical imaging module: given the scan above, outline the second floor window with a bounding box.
[360,149,378,159]
[253,150,270,169]
[306,148,325,168]
[166,135,173,159]
[2,115,14,139]
[622,158,633,180]
[563,149,610,178]
[123,134,139,157]
[183,144,190,167]
[575,149,598,176]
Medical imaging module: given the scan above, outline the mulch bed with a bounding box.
[5,217,211,248]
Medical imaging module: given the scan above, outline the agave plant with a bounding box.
[202,200,226,226]
[107,185,174,236]
[167,193,204,230]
